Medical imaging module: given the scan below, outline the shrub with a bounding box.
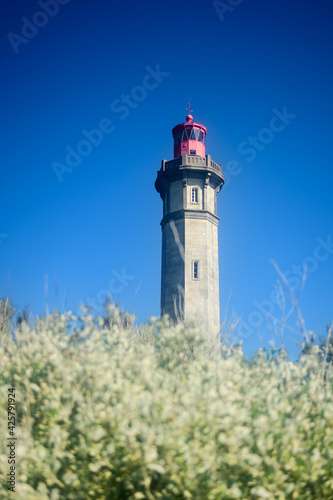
[0,306,333,499]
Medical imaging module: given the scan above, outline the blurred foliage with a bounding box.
[0,297,15,342]
[0,299,333,499]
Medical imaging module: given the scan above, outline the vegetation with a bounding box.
[0,299,333,499]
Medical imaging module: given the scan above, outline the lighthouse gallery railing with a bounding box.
[161,154,222,174]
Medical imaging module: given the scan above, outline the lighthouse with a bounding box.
[155,107,225,336]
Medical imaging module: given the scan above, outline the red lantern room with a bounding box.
[172,103,207,158]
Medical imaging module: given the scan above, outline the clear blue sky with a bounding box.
[1,0,332,359]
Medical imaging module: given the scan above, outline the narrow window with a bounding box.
[183,129,191,140]
[191,187,198,204]
[174,131,182,145]
[193,261,199,280]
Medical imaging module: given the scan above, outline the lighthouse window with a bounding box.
[191,187,198,204]
[190,129,196,140]
[193,261,199,280]
[182,129,191,141]
[174,131,182,144]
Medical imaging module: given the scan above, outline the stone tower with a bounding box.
[155,109,224,335]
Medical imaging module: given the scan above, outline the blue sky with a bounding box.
[1,0,332,359]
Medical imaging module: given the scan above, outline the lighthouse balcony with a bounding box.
[161,154,222,175]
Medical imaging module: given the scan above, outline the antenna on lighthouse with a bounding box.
[186,97,193,116]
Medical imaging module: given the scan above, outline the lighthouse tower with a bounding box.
[155,108,225,335]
